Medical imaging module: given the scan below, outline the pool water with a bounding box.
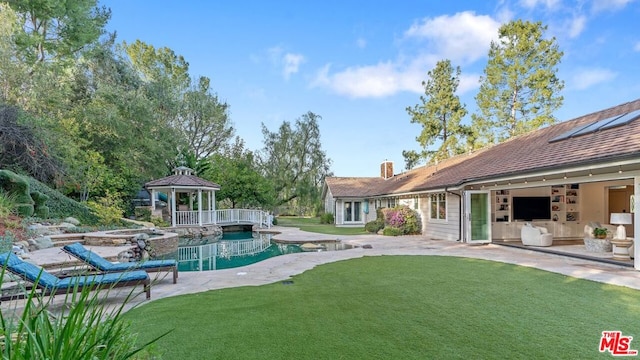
[177,231,302,272]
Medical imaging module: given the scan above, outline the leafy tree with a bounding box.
[61,41,179,201]
[204,138,274,209]
[179,76,234,160]
[171,149,211,177]
[405,59,469,166]
[6,0,110,66]
[0,3,25,101]
[259,112,332,210]
[401,150,422,171]
[472,20,564,145]
[125,39,190,131]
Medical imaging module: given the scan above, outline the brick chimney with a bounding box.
[380,160,393,179]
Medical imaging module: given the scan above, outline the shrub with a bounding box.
[0,266,168,359]
[381,205,421,235]
[0,190,17,218]
[272,217,278,226]
[30,191,49,218]
[319,213,334,224]
[382,227,403,236]
[27,177,99,224]
[0,170,33,216]
[87,191,125,226]
[364,220,384,233]
[134,207,152,222]
[0,231,14,252]
[150,216,170,228]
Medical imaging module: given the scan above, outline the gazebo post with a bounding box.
[171,187,176,228]
[198,189,203,226]
[150,189,156,210]
[212,191,217,224]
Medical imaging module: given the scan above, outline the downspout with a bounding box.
[445,187,462,242]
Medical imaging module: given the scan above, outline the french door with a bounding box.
[464,191,491,244]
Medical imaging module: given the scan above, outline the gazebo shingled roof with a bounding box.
[144,166,220,189]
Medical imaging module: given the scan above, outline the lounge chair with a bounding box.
[62,242,178,284]
[0,252,151,300]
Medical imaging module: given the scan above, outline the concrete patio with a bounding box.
[4,226,640,312]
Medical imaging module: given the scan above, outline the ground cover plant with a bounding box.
[125,256,639,359]
[0,268,165,359]
[276,216,368,235]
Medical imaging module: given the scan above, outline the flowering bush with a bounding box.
[380,206,421,235]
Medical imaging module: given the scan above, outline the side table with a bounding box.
[610,238,634,261]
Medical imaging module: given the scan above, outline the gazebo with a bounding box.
[145,166,220,227]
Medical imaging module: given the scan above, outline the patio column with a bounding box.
[635,176,639,271]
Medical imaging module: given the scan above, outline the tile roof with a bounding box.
[326,98,640,197]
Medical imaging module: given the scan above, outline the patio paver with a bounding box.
[11,226,640,312]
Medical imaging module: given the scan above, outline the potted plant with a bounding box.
[593,227,608,239]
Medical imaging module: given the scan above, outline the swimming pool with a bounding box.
[177,232,302,271]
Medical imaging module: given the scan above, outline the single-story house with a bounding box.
[322,98,640,270]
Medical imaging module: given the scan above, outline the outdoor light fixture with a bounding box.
[619,166,623,174]
[563,173,567,179]
[610,213,632,239]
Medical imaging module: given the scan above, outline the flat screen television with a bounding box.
[512,196,551,221]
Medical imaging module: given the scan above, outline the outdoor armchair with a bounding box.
[63,242,178,284]
[0,252,151,300]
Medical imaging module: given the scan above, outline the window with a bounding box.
[430,193,446,220]
[387,198,396,208]
[344,201,362,222]
[549,109,640,143]
[414,196,420,210]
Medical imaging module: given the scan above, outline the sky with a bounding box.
[100,0,640,177]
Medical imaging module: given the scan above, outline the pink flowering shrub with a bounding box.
[380,205,421,235]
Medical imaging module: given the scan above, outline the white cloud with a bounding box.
[283,53,305,80]
[311,62,403,98]
[567,15,587,38]
[311,59,480,99]
[571,68,617,90]
[310,11,498,99]
[519,0,561,8]
[591,0,634,13]
[634,42,640,51]
[403,11,501,64]
[267,46,305,80]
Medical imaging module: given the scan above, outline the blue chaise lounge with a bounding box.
[62,242,178,284]
[0,252,151,300]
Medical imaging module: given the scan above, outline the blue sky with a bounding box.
[101,0,640,177]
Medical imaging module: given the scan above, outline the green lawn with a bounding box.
[275,216,368,235]
[125,256,639,359]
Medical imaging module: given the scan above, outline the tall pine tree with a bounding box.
[405,59,469,169]
[472,20,564,145]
